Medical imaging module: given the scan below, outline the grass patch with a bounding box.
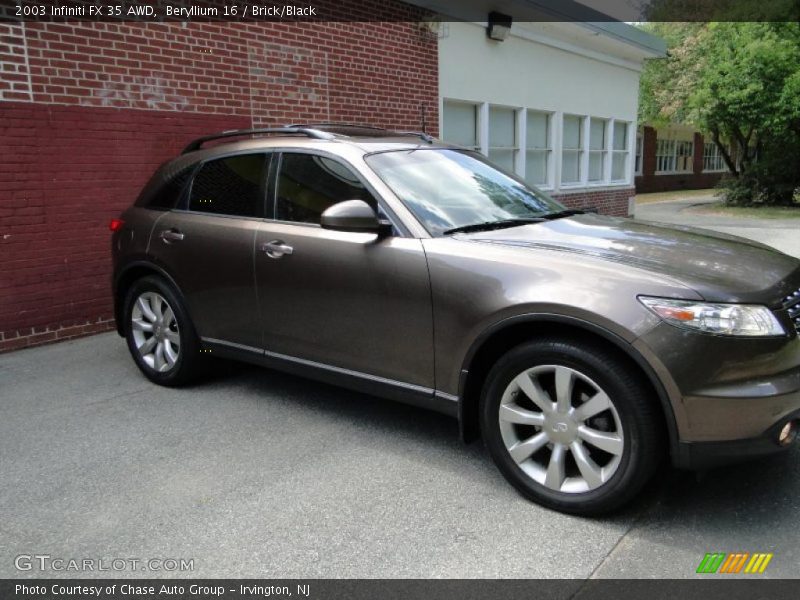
[691,202,800,219]
[635,189,719,205]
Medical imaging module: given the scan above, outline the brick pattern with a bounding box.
[0,3,440,353]
[553,187,634,217]
[0,23,33,101]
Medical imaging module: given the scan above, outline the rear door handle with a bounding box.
[160,229,185,243]
[261,240,293,259]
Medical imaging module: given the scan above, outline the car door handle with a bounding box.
[160,229,185,243]
[261,240,293,259]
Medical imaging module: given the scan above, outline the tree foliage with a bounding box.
[638,21,800,205]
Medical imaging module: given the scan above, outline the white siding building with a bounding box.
[408,1,665,215]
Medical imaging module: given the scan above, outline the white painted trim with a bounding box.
[478,102,489,156]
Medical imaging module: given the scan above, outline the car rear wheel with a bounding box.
[123,276,203,386]
[480,338,662,515]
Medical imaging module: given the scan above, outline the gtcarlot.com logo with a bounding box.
[15,554,194,572]
[696,552,773,574]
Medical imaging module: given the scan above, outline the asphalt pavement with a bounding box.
[1,332,799,579]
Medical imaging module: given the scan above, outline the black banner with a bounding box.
[3,579,800,600]
[2,0,800,23]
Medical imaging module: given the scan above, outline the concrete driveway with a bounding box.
[1,333,799,579]
[634,197,800,258]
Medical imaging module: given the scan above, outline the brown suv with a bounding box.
[112,125,800,514]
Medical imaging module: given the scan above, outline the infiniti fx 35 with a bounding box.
[112,125,800,514]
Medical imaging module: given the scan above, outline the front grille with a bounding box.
[784,288,800,333]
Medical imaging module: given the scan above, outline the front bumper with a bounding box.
[634,323,800,469]
[674,409,800,469]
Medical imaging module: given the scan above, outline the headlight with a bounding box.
[639,296,785,337]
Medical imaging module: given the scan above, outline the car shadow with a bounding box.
[194,360,676,522]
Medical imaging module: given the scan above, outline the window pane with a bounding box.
[526,112,548,149]
[443,102,478,148]
[189,154,266,217]
[613,122,627,151]
[488,148,515,171]
[525,150,548,185]
[563,115,581,149]
[589,152,604,181]
[612,152,627,180]
[276,153,374,224]
[489,106,516,148]
[589,118,606,151]
[561,150,580,184]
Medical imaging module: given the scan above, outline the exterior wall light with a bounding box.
[487,11,513,41]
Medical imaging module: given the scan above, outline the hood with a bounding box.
[462,213,800,306]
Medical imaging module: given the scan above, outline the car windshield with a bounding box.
[365,148,566,236]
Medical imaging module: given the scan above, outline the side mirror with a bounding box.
[320,200,392,235]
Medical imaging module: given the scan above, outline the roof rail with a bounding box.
[286,123,436,144]
[181,127,335,154]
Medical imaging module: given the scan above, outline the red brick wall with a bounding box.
[0,11,439,353]
[553,188,634,217]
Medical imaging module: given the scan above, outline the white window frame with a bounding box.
[441,99,481,151]
[524,109,553,189]
[610,120,631,183]
[487,104,520,173]
[703,141,726,172]
[655,137,694,174]
[588,117,608,184]
[560,113,584,187]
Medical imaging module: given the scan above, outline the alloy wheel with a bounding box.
[130,291,181,373]
[498,365,624,493]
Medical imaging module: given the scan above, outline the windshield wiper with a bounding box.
[539,209,584,220]
[443,218,546,235]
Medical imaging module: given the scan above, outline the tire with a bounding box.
[480,337,662,515]
[123,275,204,386]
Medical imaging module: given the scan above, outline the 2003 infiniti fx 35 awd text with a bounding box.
[111,124,800,514]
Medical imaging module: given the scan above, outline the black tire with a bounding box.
[480,337,662,515]
[123,275,204,387]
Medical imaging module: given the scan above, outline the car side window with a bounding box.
[275,153,376,224]
[188,153,268,217]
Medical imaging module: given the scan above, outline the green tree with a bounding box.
[638,21,800,205]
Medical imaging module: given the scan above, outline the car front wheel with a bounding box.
[480,338,662,515]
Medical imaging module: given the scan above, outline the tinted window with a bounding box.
[275,153,374,224]
[189,154,267,217]
[135,163,193,209]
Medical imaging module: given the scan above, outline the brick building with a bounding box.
[634,123,729,193]
[1,1,665,352]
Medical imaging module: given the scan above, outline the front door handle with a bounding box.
[261,240,294,259]
[160,229,185,243]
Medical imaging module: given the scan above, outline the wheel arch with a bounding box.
[113,261,183,337]
[457,314,679,461]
